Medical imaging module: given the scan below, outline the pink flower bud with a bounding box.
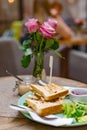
[25,18,39,33]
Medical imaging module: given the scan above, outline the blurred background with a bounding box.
[0,0,87,35]
[0,0,87,83]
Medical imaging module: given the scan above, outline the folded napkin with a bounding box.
[27,110,75,127]
[10,104,75,127]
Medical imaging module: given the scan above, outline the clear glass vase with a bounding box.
[33,51,44,79]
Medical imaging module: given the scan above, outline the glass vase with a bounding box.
[33,51,44,79]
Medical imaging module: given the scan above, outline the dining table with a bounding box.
[59,32,87,45]
[0,75,87,130]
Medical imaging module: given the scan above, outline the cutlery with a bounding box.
[37,80,47,86]
[6,69,47,85]
[10,104,75,125]
[10,104,59,119]
[6,70,23,81]
[10,104,32,112]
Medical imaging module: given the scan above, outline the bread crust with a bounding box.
[26,97,63,116]
[30,83,68,101]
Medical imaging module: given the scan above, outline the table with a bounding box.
[59,34,87,45]
[0,76,87,130]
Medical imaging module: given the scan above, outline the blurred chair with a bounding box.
[69,50,87,83]
[0,38,33,77]
[0,38,71,77]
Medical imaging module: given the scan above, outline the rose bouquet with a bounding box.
[21,18,60,79]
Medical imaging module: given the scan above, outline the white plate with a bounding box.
[18,86,87,127]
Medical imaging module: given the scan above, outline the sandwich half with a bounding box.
[26,94,63,116]
[30,83,69,101]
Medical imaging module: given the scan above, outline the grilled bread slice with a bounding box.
[30,83,68,101]
[26,94,63,116]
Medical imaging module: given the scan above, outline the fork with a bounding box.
[10,104,58,119]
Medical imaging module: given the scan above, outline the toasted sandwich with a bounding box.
[26,94,63,116]
[30,83,69,101]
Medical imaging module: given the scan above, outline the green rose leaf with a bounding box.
[21,55,31,68]
[50,39,59,50]
[25,48,32,56]
[19,45,26,52]
[23,39,31,49]
[45,38,54,49]
[55,51,64,59]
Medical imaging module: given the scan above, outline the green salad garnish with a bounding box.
[23,102,28,106]
[62,101,87,122]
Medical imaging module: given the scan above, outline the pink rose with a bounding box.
[74,19,84,25]
[40,22,56,38]
[47,19,57,29]
[25,18,39,33]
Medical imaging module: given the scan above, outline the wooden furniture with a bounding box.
[59,34,87,45]
[58,45,71,77]
[0,76,87,130]
[58,33,87,78]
